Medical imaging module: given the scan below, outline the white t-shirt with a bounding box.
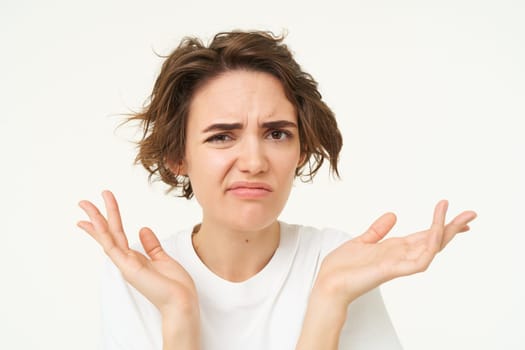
[101,222,403,350]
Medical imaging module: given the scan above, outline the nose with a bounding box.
[236,136,268,175]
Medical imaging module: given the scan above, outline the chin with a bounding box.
[224,209,281,233]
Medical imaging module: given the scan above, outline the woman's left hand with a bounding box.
[313,200,477,307]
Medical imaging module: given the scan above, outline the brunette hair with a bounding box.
[129,30,343,199]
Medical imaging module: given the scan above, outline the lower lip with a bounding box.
[228,188,271,199]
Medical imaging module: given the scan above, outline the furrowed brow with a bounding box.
[261,120,297,129]
[202,123,243,133]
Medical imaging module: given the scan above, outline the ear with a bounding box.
[297,152,308,169]
[166,158,187,176]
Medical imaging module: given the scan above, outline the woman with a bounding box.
[77,31,477,350]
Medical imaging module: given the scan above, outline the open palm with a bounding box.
[316,200,477,305]
[77,190,198,318]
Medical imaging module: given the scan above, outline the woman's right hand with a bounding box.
[77,190,200,349]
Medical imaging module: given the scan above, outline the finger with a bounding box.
[102,190,129,249]
[440,210,477,250]
[432,200,448,227]
[78,200,110,241]
[136,228,195,289]
[357,212,397,244]
[77,220,96,236]
[78,200,128,266]
[77,220,133,259]
[139,227,169,261]
[439,225,470,250]
[458,225,470,233]
[449,210,477,227]
[430,200,448,250]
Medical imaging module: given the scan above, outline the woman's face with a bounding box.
[179,70,302,232]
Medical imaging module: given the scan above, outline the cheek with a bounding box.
[206,151,234,175]
[276,150,302,179]
[186,149,233,185]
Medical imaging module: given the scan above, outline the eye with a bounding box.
[267,130,292,141]
[206,134,233,143]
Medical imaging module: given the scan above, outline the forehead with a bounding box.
[187,70,296,126]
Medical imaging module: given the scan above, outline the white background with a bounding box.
[1,0,524,349]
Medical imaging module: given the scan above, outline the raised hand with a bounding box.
[77,191,200,348]
[314,200,477,306]
[296,201,477,350]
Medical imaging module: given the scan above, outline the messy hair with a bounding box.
[129,30,343,199]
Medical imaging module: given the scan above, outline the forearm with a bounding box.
[296,291,348,350]
[161,312,200,350]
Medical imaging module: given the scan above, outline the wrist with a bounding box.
[311,269,356,309]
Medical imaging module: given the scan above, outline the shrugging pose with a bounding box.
[77,31,477,350]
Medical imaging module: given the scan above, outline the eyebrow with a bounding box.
[202,120,297,133]
[262,120,298,129]
[202,123,243,133]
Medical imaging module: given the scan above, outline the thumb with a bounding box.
[356,212,397,244]
[139,227,168,260]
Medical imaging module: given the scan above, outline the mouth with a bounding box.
[227,182,273,198]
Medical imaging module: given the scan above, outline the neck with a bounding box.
[191,220,280,282]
